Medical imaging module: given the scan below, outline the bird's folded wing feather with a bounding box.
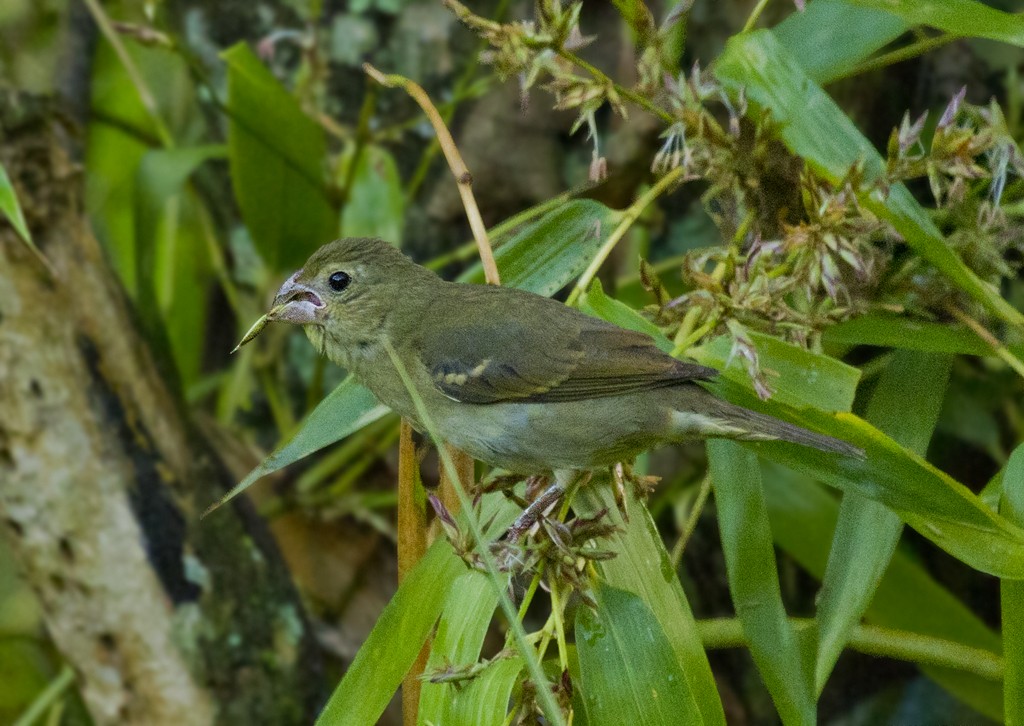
[416,290,716,404]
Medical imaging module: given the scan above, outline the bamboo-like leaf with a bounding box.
[315,540,466,726]
[814,351,951,692]
[221,43,336,270]
[417,571,500,725]
[575,583,700,726]
[575,485,725,726]
[578,279,673,352]
[206,376,387,514]
[459,200,621,296]
[772,0,907,83]
[708,440,814,725]
[447,657,523,726]
[823,315,991,356]
[715,31,1024,330]
[715,378,1024,578]
[1001,444,1024,723]
[691,331,861,413]
[762,462,1002,719]
[846,0,1024,46]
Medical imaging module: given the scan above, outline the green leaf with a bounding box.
[134,146,227,384]
[578,279,673,352]
[708,441,814,725]
[772,0,907,83]
[0,161,33,246]
[717,378,1024,578]
[814,351,951,692]
[446,657,523,726]
[823,314,991,356]
[691,331,861,413]
[715,31,1024,330]
[222,42,336,270]
[339,143,404,242]
[459,200,621,296]
[208,376,387,514]
[762,462,1003,719]
[575,485,725,726]
[846,0,1024,46]
[575,583,700,726]
[1001,444,1024,723]
[315,540,466,726]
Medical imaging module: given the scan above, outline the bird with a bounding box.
[246,237,861,517]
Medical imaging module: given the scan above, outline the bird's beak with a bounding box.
[267,271,325,325]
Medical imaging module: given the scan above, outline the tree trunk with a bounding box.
[0,92,323,725]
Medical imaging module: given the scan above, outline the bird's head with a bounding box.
[250,237,436,364]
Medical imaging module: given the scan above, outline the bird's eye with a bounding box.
[328,271,351,292]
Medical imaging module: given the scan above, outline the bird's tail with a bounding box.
[672,386,864,458]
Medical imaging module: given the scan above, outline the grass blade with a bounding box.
[814,351,951,692]
[447,657,523,726]
[708,440,814,725]
[847,0,1024,46]
[575,485,725,726]
[1001,444,1024,723]
[315,540,467,726]
[763,462,1002,718]
[823,315,991,357]
[575,583,700,726]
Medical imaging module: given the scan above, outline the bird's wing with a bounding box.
[416,286,716,404]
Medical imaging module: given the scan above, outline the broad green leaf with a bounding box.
[1001,444,1024,723]
[715,31,1024,330]
[847,0,1024,47]
[575,485,725,726]
[209,376,387,513]
[762,462,1002,719]
[222,43,336,270]
[0,161,33,246]
[814,351,951,692]
[772,0,907,83]
[575,583,701,726]
[708,441,814,725]
[823,315,991,356]
[691,331,861,413]
[339,143,404,243]
[716,378,1024,578]
[447,657,523,726]
[316,540,465,726]
[459,200,621,296]
[578,279,673,352]
[418,492,523,724]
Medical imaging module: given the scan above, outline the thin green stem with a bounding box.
[697,617,1003,681]
[567,166,687,306]
[669,474,712,570]
[555,48,675,125]
[14,666,75,726]
[516,564,546,623]
[549,583,570,672]
[741,0,772,33]
[843,33,960,80]
[82,0,173,147]
[383,341,567,726]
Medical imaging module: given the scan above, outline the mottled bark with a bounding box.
[0,93,322,725]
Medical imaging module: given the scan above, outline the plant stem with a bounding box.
[669,474,712,569]
[365,63,500,285]
[948,305,1024,381]
[741,0,772,33]
[81,0,173,148]
[13,665,75,726]
[697,617,1003,681]
[555,48,675,125]
[844,33,960,80]
[397,418,428,726]
[383,341,568,726]
[567,166,687,305]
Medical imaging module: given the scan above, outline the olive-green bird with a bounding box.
[256,237,861,484]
